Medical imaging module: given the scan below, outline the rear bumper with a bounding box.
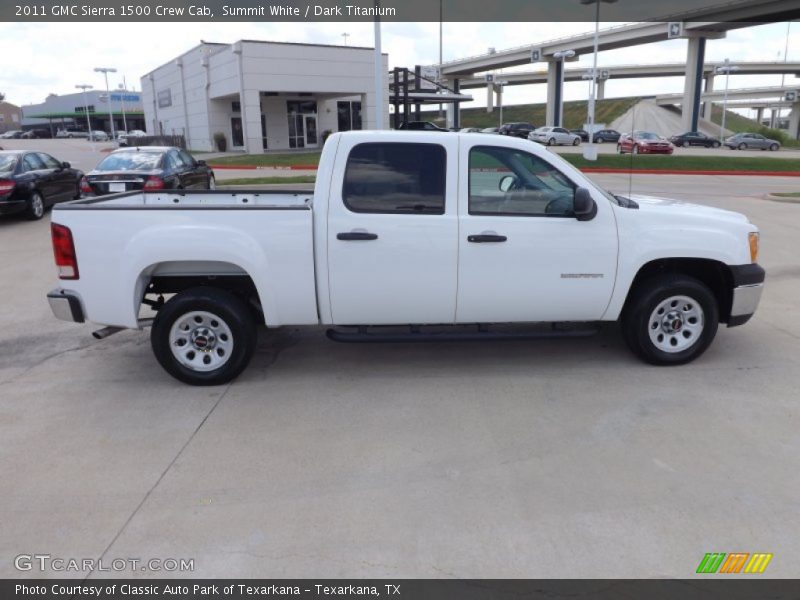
[47,289,85,323]
[0,199,27,215]
[728,264,765,327]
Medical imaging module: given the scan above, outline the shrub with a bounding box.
[213,132,227,152]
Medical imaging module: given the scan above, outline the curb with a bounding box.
[765,193,800,203]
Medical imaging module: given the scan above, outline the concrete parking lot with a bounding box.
[1,173,799,579]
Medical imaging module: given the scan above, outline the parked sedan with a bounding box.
[670,131,721,148]
[0,130,23,139]
[21,129,51,139]
[498,122,537,138]
[81,146,215,196]
[88,130,109,141]
[570,129,590,142]
[724,132,780,151]
[528,126,581,146]
[591,129,621,143]
[480,127,500,134]
[0,151,83,220]
[55,129,89,139]
[617,131,674,155]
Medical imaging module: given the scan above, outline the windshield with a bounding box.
[636,132,660,140]
[95,152,162,172]
[0,155,18,172]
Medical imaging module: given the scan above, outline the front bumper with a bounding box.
[728,263,766,327]
[47,289,85,323]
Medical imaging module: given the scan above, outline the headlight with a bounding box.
[748,232,759,263]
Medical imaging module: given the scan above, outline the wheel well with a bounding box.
[141,266,263,323]
[624,258,734,323]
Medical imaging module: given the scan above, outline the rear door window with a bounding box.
[343,142,446,214]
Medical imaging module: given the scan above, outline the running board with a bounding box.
[326,324,599,343]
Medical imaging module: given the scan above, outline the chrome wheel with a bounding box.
[29,193,44,219]
[647,295,704,353]
[169,310,234,372]
[208,175,216,190]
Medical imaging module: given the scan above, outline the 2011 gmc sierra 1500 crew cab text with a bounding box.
[47,131,765,385]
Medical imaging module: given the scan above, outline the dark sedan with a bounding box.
[669,131,721,148]
[498,122,537,138]
[570,129,590,142]
[0,151,83,220]
[591,129,621,143]
[81,146,216,196]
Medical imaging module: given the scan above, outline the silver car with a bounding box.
[724,133,780,151]
[528,126,581,146]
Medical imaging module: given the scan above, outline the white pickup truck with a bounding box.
[47,131,765,385]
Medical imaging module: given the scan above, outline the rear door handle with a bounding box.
[337,232,378,241]
[468,234,507,243]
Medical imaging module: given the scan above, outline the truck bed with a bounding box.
[61,189,313,209]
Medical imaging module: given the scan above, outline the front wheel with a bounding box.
[621,275,719,365]
[547,137,555,146]
[572,137,580,146]
[712,141,721,148]
[151,287,256,385]
[738,143,747,150]
[632,145,639,155]
[769,143,779,151]
[208,175,216,190]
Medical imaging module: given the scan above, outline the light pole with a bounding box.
[552,50,575,128]
[715,59,740,141]
[579,0,618,160]
[373,1,383,129]
[75,84,93,134]
[94,67,117,138]
[118,83,128,134]
[496,80,508,127]
[342,32,350,46]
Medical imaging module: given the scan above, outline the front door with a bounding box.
[304,115,318,148]
[231,117,244,147]
[327,137,459,325]
[456,142,618,323]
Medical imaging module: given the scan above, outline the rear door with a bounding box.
[456,141,618,323]
[326,135,459,325]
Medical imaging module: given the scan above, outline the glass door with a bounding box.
[304,115,318,148]
[287,114,305,148]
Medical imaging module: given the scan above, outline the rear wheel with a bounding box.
[632,145,640,155]
[25,191,45,220]
[622,275,718,365]
[617,144,623,154]
[712,141,721,148]
[547,137,555,146]
[738,142,747,150]
[769,143,779,151]
[572,137,580,146]
[151,287,256,385]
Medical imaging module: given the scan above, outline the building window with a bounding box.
[157,89,172,108]
[75,105,95,114]
[337,101,362,132]
[286,100,317,115]
[232,101,241,112]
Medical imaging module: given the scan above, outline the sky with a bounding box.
[0,21,796,118]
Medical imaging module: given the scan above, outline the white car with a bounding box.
[55,129,89,139]
[47,131,764,384]
[529,126,581,146]
[87,131,108,141]
[117,130,147,146]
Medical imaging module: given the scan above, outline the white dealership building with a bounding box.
[141,40,389,153]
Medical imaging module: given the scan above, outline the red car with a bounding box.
[617,131,674,155]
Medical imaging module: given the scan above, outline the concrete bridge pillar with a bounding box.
[545,60,563,127]
[596,79,606,100]
[702,72,715,121]
[681,36,707,133]
[755,107,764,125]
[789,103,800,140]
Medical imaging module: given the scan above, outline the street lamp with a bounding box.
[496,80,508,126]
[94,67,117,139]
[75,84,93,135]
[118,83,128,134]
[715,59,740,141]
[552,49,575,128]
[579,0,618,160]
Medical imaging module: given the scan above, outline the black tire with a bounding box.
[572,137,580,146]
[596,137,603,144]
[738,142,747,150]
[712,141,720,148]
[547,137,555,146]
[25,191,45,220]
[151,287,256,385]
[769,143,779,151]
[207,175,216,190]
[621,275,719,366]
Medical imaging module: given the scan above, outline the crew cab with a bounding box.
[47,131,764,385]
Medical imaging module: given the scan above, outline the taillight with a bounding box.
[0,179,14,195]
[144,176,165,190]
[51,223,79,280]
[79,176,92,194]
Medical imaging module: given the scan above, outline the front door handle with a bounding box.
[337,232,378,241]
[468,234,507,243]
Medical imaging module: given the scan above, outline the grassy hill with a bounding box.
[418,97,642,130]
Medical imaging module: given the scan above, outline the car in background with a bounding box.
[617,131,674,155]
[570,129,590,142]
[117,130,148,146]
[480,127,500,134]
[591,129,621,143]
[724,132,780,151]
[81,146,215,196]
[21,129,51,139]
[459,127,482,133]
[55,129,89,139]
[0,151,83,220]
[396,121,449,132]
[88,130,109,141]
[529,126,581,146]
[498,122,537,139]
[0,130,23,139]
[670,131,721,148]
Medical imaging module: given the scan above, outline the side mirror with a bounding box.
[499,175,516,193]
[61,161,70,169]
[573,187,597,221]
[196,159,207,166]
